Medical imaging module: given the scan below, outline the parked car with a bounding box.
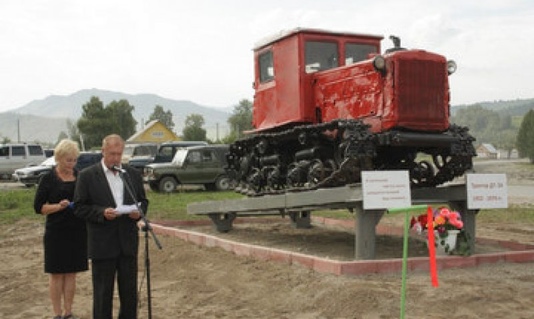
[44,149,54,158]
[153,141,208,163]
[143,144,235,193]
[12,152,102,187]
[0,143,46,180]
[128,155,155,172]
[121,143,158,164]
[129,141,207,172]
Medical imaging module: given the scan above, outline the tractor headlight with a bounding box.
[447,60,457,75]
[372,55,386,72]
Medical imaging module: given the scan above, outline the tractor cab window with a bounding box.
[345,43,377,65]
[305,41,338,73]
[259,50,274,83]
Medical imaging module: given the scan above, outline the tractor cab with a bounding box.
[252,28,383,132]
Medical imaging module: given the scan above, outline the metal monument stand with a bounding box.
[188,183,478,259]
[352,184,478,259]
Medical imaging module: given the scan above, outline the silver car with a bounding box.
[12,152,102,187]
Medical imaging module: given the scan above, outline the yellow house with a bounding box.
[127,120,180,143]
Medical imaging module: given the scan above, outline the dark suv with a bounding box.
[129,141,207,171]
[12,152,102,187]
[143,144,234,192]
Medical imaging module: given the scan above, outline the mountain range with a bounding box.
[451,98,534,116]
[0,89,233,144]
[1,88,533,145]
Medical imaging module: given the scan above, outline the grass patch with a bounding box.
[0,187,245,224]
[147,190,244,220]
[1,186,533,225]
[0,189,42,224]
[477,206,534,224]
[514,162,534,172]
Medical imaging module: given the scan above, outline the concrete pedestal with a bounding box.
[189,183,476,260]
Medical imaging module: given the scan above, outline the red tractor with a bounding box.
[227,28,476,195]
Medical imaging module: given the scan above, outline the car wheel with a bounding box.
[215,175,234,191]
[158,177,177,193]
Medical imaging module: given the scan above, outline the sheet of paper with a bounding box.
[115,204,139,215]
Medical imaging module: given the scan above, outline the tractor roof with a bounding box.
[253,28,384,51]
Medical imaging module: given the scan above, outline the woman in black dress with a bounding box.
[34,139,88,319]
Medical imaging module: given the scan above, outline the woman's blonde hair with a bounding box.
[54,139,80,162]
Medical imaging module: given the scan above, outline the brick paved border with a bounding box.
[150,218,534,276]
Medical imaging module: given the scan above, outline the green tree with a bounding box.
[499,113,513,130]
[516,110,534,163]
[77,96,137,149]
[224,99,253,143]
[147,105,175,130]
[77,96,107,149]
[107,99,137,139]
[182,114,207,141]
[493,129,517,159]
[452,105,498,144]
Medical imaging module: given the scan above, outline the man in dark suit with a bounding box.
[74,134,148,319]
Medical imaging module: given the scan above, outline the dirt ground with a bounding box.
[1,159,534,319]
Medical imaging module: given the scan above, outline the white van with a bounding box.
[0,143,46,179]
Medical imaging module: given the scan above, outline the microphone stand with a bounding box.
[118,169,162,319]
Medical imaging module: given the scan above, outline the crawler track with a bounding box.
[226,120,476,196]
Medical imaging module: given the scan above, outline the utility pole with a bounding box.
[80,134,86,151]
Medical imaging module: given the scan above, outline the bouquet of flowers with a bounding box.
[410,207,470,255]
[410,207,464,237]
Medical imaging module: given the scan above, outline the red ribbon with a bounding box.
[427,205,439,287]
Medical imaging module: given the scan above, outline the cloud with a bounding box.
[0,0,533,112]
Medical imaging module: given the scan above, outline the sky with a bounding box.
[0,0,533,113]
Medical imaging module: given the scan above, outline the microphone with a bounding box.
[111,165,127,174]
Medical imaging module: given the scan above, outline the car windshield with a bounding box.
[42,157,56,166]
[172,149,188,167]
[123,145,135,156]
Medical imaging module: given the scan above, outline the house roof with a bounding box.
[127,120,179,143]
[480,143,498,153]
